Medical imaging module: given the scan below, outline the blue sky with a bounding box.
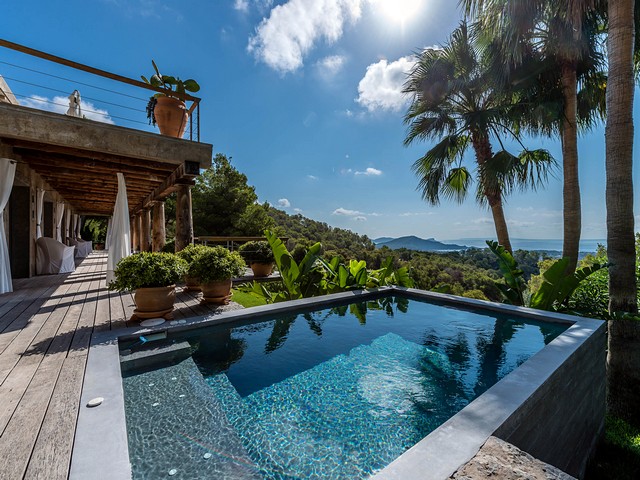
[1,0,637,241]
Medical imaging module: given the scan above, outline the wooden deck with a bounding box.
[0,252,239,479]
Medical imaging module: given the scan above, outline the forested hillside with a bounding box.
[164,154,548,302]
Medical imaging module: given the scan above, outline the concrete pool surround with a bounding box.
[70,287,605,480]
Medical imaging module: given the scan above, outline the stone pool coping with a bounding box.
[69,287,604,480]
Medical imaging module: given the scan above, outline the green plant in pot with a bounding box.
[238,240,275,277]
[176,243,210,291]
[189,246,245,304]
[142,60,200,138]
[108,252,187,321]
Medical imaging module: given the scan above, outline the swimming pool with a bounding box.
[70,288,605,480]
[119,294,567,479]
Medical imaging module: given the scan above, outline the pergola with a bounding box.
[0,101,212,278]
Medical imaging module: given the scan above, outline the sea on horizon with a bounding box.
[445,238,606,253]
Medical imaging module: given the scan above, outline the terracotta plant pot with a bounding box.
[200,278,232,304]
[133,285,176,320]
[154,97,188,138]
[250,262,274,278]
[184,275,201,292]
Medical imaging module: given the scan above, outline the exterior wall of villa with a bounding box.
[493,320,606,478]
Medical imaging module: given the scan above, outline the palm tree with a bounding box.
[403,22,554,253]
[606,0,639,425]
[462,0,606,274]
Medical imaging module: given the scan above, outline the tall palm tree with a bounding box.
[606,0,639,426]
[462,0,606,274]
[403,22,554,253]
[606,0,637,314]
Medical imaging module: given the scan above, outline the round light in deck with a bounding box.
[140,317,166,327]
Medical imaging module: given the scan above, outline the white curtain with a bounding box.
[0,158,16,294]
[105,216,113,251]
[55,202,64,242]
[36,188,45,239]
[106,173,131,285]
[64,207,71,243]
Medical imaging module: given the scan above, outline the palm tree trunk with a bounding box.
[560,62,581,274]
[606,0,639,425]
[606,0,637,315]
[471,131,513,253]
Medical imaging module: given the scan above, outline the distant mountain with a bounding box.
[372,237,395,244]
[375,236,468,252]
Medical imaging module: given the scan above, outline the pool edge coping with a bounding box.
[70,287,604,480]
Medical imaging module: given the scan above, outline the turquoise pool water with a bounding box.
[121,295,567,479]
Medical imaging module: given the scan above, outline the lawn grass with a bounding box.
[586,416,640,479]
[232,288,267,308]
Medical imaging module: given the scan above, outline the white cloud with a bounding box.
[356,56,415,112]
[278,198,291,207]
[333,207,364,216]
[508,220,535,227]
[234,0,249,11]
[340,168,353,175]
[20,95,114,124]
[247,0,364,73]
[303,111,317,127]
[315,55,347,80]
[234,0,273,13]
[307,175,319,180]
[353,216,367,221]
[472,217,493,225]
[400,212,435,217]
[355,167,382,176]
[294,208,303,212]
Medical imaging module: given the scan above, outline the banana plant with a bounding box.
[488,240,606,312]
[486,241,526,306]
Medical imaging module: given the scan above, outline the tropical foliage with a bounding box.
[243,230,413,304]
[487,240,606,312]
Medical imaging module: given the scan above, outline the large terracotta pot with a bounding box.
[250,262,274,278]
[133,285,176,320]
[154,97,188,138]
[200,278,232,304]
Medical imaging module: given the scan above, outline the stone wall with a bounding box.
[494,322,606,478]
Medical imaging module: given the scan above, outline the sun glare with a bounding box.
[373,0,423,24]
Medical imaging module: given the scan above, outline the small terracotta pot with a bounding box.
[154,97,188,138]
[200,279,233,304]
[250,262,274,278]
[133,285,176,319]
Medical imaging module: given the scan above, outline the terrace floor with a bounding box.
[0,251,239,480]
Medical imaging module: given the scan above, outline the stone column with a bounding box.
[151,201,166,252]
[175,183,193,252]
[140,209,151,252]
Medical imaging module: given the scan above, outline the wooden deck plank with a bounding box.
[0,265,92,478]
[24,356,87,480]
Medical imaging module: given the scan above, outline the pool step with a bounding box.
[122,357,261,479]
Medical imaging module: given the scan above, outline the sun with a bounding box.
[372,0,423,24]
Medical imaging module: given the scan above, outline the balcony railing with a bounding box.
[0,38,201,142]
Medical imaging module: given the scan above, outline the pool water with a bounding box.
[121,295,567,479]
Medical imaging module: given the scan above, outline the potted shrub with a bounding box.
[176,243,210,291]
[108,252,187,321]
[142,60,200,138]
[238,240,275,277]
[190,246,245,304]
